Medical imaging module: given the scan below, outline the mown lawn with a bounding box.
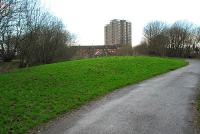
[0,56,187,134]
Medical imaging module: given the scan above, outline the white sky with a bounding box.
[41,0,200,46]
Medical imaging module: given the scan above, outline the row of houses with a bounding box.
[72,44,124,58]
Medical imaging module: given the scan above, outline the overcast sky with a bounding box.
[41,0,200,46]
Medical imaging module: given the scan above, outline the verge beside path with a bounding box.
[37,60,200,134]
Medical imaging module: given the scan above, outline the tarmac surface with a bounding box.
[38,59,200,134]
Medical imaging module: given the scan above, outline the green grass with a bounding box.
[196,90,200,126]
[0,56,187,134]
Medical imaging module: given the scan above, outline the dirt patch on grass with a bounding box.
[0,60,19,73]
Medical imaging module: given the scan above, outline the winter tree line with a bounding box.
[134,20,200,58]
[0,0,76,67]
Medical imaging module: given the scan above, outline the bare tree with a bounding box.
[0,0,76,67]
[0,0,16,61]
[136,20,200,58]
[17,1,76,67]
[133,40,148,55]
[0,0,28,61]
[143,21,169,56]
[167,21,194,57]
[189,26,200,57]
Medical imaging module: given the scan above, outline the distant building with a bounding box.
[72,45,122,58]
[104,19,132,46]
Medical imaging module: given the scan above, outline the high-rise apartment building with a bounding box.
[104,19,132,46]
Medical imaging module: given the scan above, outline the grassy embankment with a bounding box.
[0,56,187,134]
[196,91,200,127]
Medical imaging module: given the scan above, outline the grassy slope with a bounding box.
[196,92,200,126]
[0,56,187,134]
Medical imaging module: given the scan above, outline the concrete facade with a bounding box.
[105,19,132,46]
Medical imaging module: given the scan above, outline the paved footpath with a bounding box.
[38,60,200,134]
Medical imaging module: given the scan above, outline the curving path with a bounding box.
[38,59,200,134]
